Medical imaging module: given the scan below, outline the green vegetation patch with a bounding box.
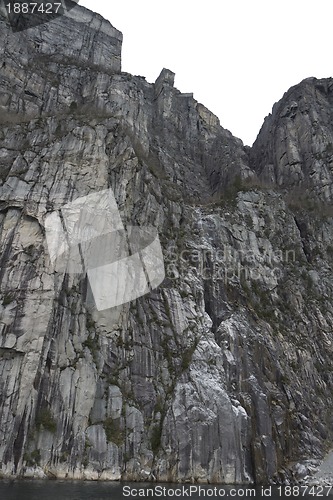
[35,408,57,433]
[23,449,41,466]
[103,417,124,446]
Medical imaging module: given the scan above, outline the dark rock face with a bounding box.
[251,77,333,201]
[0,3,333,483]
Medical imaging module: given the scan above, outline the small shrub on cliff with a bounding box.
[103,417,124,446]
[23,449,41,466]
[150,424,162,454]
[35,408,57,433]
[2,293,14,306]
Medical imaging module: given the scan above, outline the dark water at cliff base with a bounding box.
[0,481,333,500]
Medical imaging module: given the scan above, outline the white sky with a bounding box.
[79,0,333,146]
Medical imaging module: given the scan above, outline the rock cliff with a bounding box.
[0,3,333,483]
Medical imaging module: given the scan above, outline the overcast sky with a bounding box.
[79,0,333,146]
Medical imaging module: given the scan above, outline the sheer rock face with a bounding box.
[251,77,333,201]
[0,4,333,484]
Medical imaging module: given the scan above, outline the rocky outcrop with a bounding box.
[250,77,333,202]
[0,3,333,484]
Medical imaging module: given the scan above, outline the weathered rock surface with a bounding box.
[251,77,333,202]
[0,3,333,484]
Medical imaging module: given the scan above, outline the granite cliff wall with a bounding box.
[0,3,333,483]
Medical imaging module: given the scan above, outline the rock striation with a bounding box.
[0,3,333,484]
[250,77,333,202]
